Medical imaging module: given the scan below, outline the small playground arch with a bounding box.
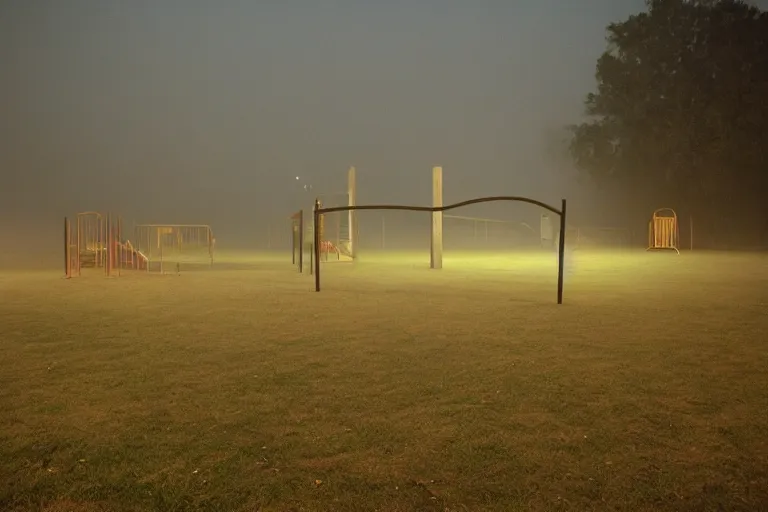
[312,196,568,304]
[647,208,680,254]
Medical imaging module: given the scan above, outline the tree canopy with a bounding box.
[569,0,768,245]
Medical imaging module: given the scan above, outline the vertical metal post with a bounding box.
[314,200,321,291]
[118,216,122,277]
[76,215,81,276]
[95,215,100,268]
[557,199,567,305]
[100,214,104,268]
[64,217,70,278]
[146,226,151,273]
[298,210,304,273]
[104,214,109,276]
[110,214,114,275]
[109,213,113,276]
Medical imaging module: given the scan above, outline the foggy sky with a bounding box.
[1,0,654,249]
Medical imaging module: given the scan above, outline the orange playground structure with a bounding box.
[647,208,680,254]
[64,212,148,278]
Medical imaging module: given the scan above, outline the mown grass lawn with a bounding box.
[1,250,767,511]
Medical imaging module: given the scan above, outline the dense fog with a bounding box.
[9,0,762,266]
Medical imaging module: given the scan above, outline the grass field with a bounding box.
[1,249,767,511]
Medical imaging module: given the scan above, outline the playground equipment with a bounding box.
[290,203,349,275]
[647,208,680,254]
[291,165,568,303]
[133,224,215,271]
[291,166,357,267]
[312,189,569,304]
[316,199,353,262]
[64,212,148,278]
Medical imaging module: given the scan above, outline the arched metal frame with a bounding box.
[313,196,568,304]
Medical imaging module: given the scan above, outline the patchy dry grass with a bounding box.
[1,249,767,511]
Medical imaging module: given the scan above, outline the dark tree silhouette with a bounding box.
[569,0,768,247]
